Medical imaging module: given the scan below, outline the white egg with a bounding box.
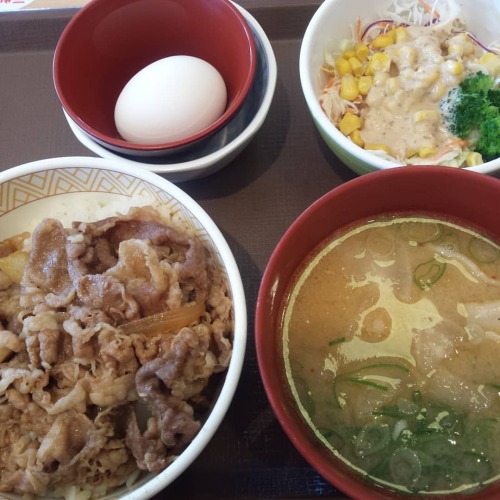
[114,56,227,145]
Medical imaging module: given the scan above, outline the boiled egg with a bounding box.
[114,55,227,145]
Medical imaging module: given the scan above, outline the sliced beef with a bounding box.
[21,219,74,306]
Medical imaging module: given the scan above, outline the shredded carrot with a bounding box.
[321,76,337,91]
[433,140,469,158]
[418,0,440,19]
[320,76,339,95]
[444,139,469,148]
[431,141,468,159]
[321,66,336,77]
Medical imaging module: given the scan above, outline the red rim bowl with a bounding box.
[53,0,256,155]
[255,165,500,500]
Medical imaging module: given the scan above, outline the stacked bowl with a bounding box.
[53,0,277,182]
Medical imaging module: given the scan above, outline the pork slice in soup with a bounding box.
[282,217,500,494]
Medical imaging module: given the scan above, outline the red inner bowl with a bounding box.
[255,166,500,500]
[53,0,256,153]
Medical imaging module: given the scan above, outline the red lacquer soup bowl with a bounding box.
[53,0,256,157]
[256,166,500,500]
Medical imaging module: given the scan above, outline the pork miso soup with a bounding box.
[282,217,500,495]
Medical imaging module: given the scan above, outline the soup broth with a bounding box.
[282,216,500,494]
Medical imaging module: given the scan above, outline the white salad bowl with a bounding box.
[0,156,247,500]
[299,0,500,175]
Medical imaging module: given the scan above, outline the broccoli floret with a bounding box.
[440,71,500,162]
[459,71,494,94]
[476,115,500,162]
[488,88,500,108]
[441,90,490,138]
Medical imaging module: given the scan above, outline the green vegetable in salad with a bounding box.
[440,72,500,162]
[476,116,500,162]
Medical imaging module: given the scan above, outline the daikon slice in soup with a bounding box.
[281,216,500,495]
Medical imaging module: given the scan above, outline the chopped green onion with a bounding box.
[401,221,443,243]
[317,427,346,449]
[341,363,410,377]
[372,400,419,419]
[372,407,405,419]
[333,363,409,408]
[389,448,422,488]
[342,377,389,391]
[459,451,493,481]
[468,237,499,263]
[414,258,446,290]
[318,427,333,438]
[355,423,390,457]
[328,336,346,346]
[397,399,420,415]
[412,389,423,403]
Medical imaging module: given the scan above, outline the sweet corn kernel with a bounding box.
[343,50,356,59]
[349,129,364,147]
[365,53,391,75]
[406,149,417,158]
[430,82,447,101]
[358,75,373,95]
[443,60,463,76]
[348,56,364,76]
[462,39,476,56]
[339,112,362,136]
[355,43,370,62]
[414,110,438,123]
[386,77,400,94]
[415,65,440,85]
[386,29,396,42]
[478,53,500,76]
[466,152,483,167]
[394,26,409,42]
[419,147,436,158]
[478,53,499,65]
[366,53,392,75]
[340,74,359,101]
[336,57,352,76]
[400,68,415,81]
[383,100,399,113]
[373,72,389,86]
[447,44,464,58]
[448,34,467,46]
[372,34,395,49]
[398,46,417,69]
[365,144,392,155]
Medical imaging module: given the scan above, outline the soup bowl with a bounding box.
[256,166,500,499]
[53,0,256,157]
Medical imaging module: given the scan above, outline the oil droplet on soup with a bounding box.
[281,217,500,495]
